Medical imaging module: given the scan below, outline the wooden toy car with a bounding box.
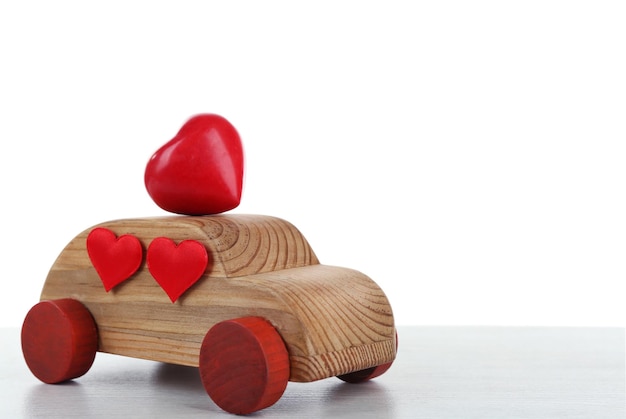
[21,214,397,414]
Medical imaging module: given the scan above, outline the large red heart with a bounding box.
[86,228,143,292]
[147,237,209,303]
[144,114,244,215]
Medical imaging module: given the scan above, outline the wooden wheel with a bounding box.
[199,317,290,415]
[337,331,398,383]
[21,299,98,384]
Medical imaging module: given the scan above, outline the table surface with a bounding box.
[2,326,624,418]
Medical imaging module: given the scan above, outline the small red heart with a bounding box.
[86,228,143,292]
[144,114,244,215]
[147,237,209,303]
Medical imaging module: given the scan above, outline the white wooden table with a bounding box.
[2,326,624,418]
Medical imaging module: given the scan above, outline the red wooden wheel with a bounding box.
[337,330,398,383]
[21,299,98,384]
[199,317,290,415]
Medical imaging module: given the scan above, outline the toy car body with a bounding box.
[22,214,396,414]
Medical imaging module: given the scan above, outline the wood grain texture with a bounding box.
[40,214,396,382]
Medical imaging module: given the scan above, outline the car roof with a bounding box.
[89,214,320,278]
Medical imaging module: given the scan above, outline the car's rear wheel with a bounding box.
[337,330,398,383]
[21,298,98,384]
[199,317,290,414]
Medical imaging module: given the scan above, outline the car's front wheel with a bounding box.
[337,330,398,383]
[199,317,290,414]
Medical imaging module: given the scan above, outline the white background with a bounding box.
[1,1,624,328]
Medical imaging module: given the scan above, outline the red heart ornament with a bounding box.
[144,114,244,215]
[147,237,209,303]
[86,228,143,292]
